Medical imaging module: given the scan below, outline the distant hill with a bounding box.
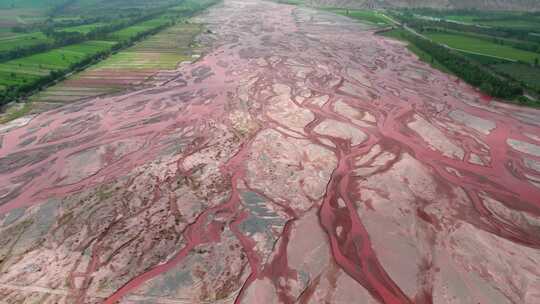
[307,0,540,11]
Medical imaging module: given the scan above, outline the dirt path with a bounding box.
[0,1,539,303]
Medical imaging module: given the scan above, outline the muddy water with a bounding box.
[1,0,540,303]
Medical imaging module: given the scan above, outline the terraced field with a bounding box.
[30,23,203,109]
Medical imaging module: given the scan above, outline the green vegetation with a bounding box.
[274,0,304,4]
[492,63,540,92]
[382,29,523,100]
[107,18,171,41]
[445,15,478,23]
[324,8,392,27]
[58,22,107,34]
[392,10,540,45]
[101,23,203,69]
[377,8,540,107]
[0,0,219,109]
[476,19,540,30]
[0,32,52,53]
[380,29,451,74]
[27,21,203,114]
[0,40,115,89]
[425,32,539,63]
[413,8,540,31]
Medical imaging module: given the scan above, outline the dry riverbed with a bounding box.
[0,0,539,303]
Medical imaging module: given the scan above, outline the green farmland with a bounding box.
[0,32,52,52]
[477,19,540,30]
[442,14,540,30]
[381,8,540,106]
[30,22,203,108]
[0,0,219,122]
[0,40,115,89]
[444,15,478,23]
[492,63,540,89]
[425,32,539,63]
[107,18,171,41]
[58,22,107,34]
[325,8,392,27]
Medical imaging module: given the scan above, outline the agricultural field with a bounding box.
[107,17,171,41]
[275,0,304,4]
[0,40,115,89]
[324,8,392,27]
[440,14,540,30]
[376,9,540,104]
[0,0,218,121]
[414,10,540,31]
[425,32,540,63]
[0,32,52,52]
[58,22,107,34]
[58,0,188,16]
[30,22,203,109]
[491,63,540,89]
[476,19,540,30]
[444,15,478,23]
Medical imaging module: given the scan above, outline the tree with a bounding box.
[535,58,539,67]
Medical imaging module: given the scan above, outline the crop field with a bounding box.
[58,22,107,34]
[444,15,478,23]
[443,15,540,30]
[425,32,539,63]
[491,63,540,89]
[107,18,171,41]
[0,14,174,92]
[476,19,540,30]
[0,40,116,89]
[60,0,186,15]
[0,32,52,52]
[275,0,304,4]
[324,8,391,27]
[31,23,202,106]
[0,0,219,122]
